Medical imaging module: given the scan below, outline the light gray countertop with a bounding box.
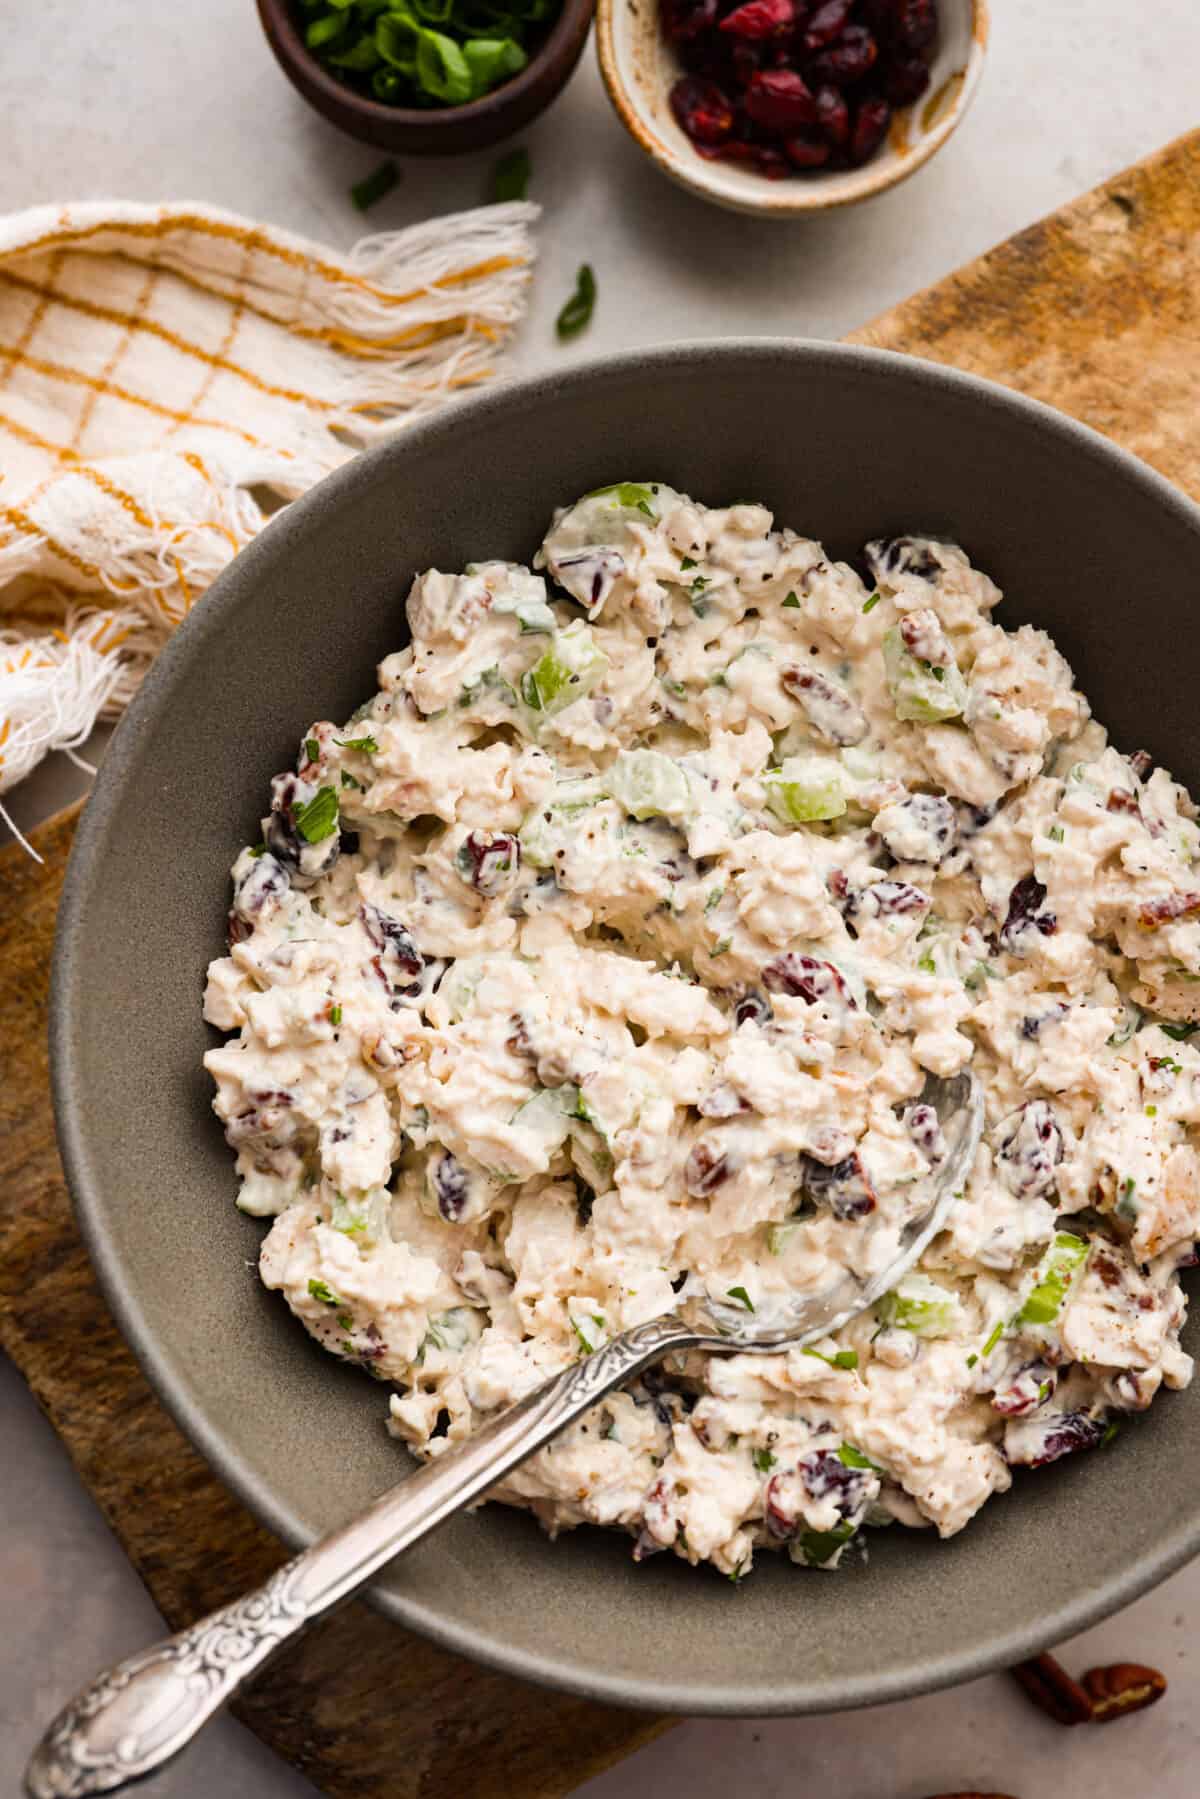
[4,3,1199,1794]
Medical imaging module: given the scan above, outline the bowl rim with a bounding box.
[594,0,990,216]
[53,338,1200,1716]
[257,0,595,129]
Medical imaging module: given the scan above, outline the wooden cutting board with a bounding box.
[2,127,1198,1799]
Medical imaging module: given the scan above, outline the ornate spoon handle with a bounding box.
[25,1312,697,1799]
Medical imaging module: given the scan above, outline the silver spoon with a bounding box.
[26,1071,981,1798]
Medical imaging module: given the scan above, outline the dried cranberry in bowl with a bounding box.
[661,0,941,180]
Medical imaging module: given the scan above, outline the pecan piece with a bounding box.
[1138,891,1200,929]
[1010,1651,1093,1725]
[1081,1661,1167,1722]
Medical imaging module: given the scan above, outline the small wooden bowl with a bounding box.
[596,0,989,217]
[257,0,595,155]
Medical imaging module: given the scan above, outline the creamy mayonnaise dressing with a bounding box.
[204,483,1199,1577]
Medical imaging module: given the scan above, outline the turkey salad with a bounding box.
[203,482,1199,1578]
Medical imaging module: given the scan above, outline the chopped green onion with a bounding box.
[1161,1022,1200,1040]
[862,592,880,613]
[350,160,399,213]
[248,841,267,859]
[556,263,596,340]
[293,786,339,843]
[308,1278,341,1305]
[330,1004,343,1026]
[335,733,379,753]
[753,1448,776,1472]
[492,146,531,203]
[802,1346,858,1371]
[980,1318,1005,1358]
[1048,823,1065,842]
[726,1285,754,1311]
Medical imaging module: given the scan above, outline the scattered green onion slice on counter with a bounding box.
[350,160,400,212]
[556,263,596,339]
[492,146,531,202]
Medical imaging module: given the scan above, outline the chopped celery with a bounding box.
[422,1306,478,1355]
[763,755,846,825]
[875,1273,963,1337]
[882,626,968,723]
[606,749,692,821]
[1015,1231,1089,1327]
[521,621,608,717]
[511,1086,580,1159]
[767,1219,802,1255]
[518,778,608,866]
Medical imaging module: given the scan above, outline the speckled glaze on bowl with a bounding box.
[596,0,988,216]
[257,0,594,155]
[53,342,1200,1716]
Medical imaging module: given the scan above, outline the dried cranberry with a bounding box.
[744,69,818,132]
[457,829,521,897]
[992,1359,1058,1418]
[431,1151,471,1222]
[685,1138,733,1195]
[801,0,853,51]
[814,83,850,145]
[849,93,891,162]
[361,902,424,1008]
[996,1099,1063,1201]
[894,0,938,53]
[729,39,766,85]
[1005,1409,1107,1469]
[801,1150,877,1219]
[783,131,831,168]
[231,852,290,938]
[799,1447,874,1519]
[858,879,931,920]
[1106,787,1140,816]
[763,952,856,1009]
[780,666,867,744]
[904,1101,946,1167]
[718,0,794,38]
[734,991,773,1027]
[884,53,931,104]
[807,24,879,85]
[1000,875,1057,951]
[704,140,790,176]
[661,0,720,41]
[670,75,736,144]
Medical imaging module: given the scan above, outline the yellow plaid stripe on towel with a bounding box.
[0,197,537,802]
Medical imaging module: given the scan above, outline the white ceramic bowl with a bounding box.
[596,0,989,216]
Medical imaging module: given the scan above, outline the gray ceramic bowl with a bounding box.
[53,341,1200,1717]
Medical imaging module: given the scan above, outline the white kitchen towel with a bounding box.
[0,197,537,822]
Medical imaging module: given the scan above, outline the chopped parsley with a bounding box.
[753,1448,776,1472]
[861,592,880,613]
[304,737,319,763]
[336,734,379,753]
[680,556,698,571]
[966,1353,978,1368]
[1161,1021,1200,1040]
[340,771,361,790]
[799,1521,855,1566]
[725,1285,754,1311]
[782,591,801,609]
[293,785,339,843]
[837,1443,883,1473]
